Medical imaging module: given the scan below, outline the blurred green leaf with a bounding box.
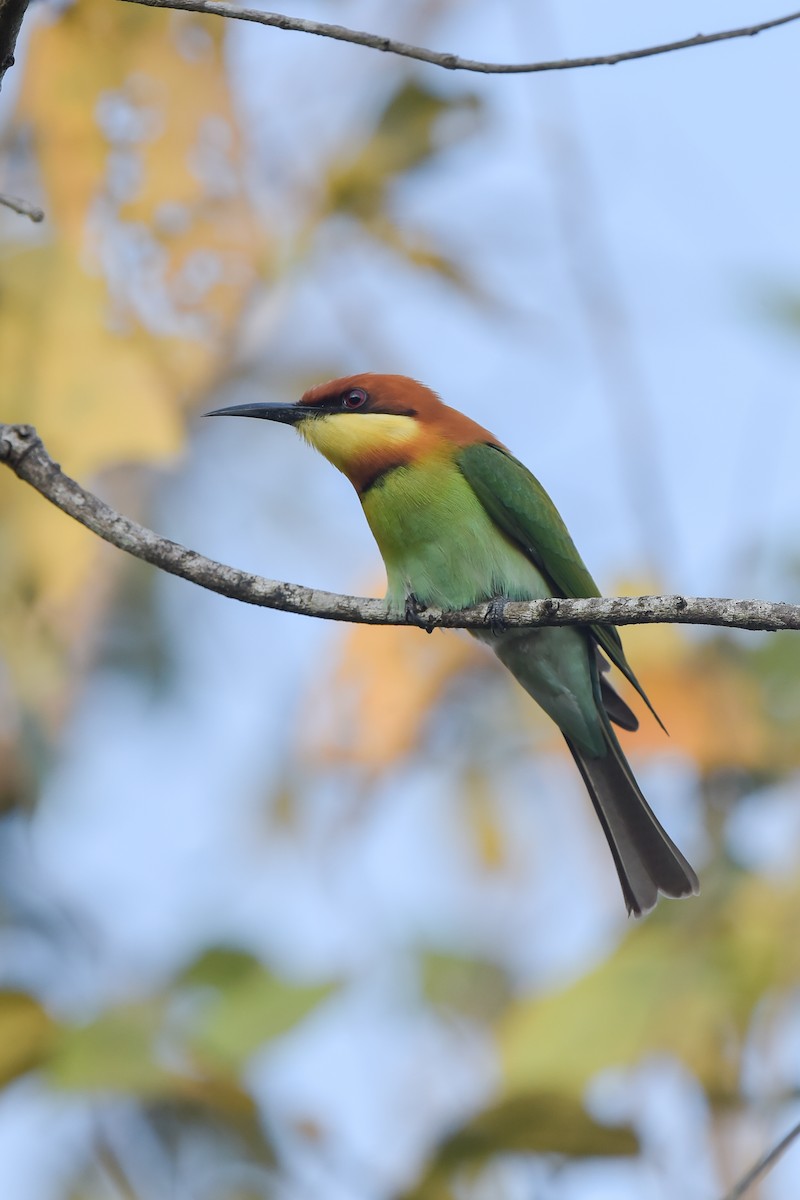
[45,950,335,1100]
[189,975,334,1070]
[401,1093,636,1200]
[449,1093,637,1156]
[48,1002,172,1095]
[178,946,261,989]
[375,80,476,170]
[47,994,276,1167]
[311,80,487,298]
[421,951,512,1024]
[180,945,336,1070]
[324,81,481,223]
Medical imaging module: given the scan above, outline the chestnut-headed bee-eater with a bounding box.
[208,374,699,915]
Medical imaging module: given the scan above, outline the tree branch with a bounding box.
[116,0,800,77]
[0,0,29,90]
[1,421,799,633]
[0,192,44,222]
[722,1116,800,1200]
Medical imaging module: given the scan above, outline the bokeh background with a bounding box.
[2,1,800,1197]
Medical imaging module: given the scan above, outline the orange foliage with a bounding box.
[302,577,485,775]
[616,623,770,772]
[302,574,782,786]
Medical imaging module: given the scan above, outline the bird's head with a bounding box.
[207,373,497,493]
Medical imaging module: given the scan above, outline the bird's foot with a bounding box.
[485,595,509,637]
[405,592,435,634]
[404,591,423,622]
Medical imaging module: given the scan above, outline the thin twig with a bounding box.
[722,1117,800,1200]
[1,421,799,633]
[94,1131,140,1200]
[0,192,44,222]
[116,0,800,77]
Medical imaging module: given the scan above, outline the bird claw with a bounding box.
[485,595,509,636]
[404,592,435,633]
[404,592,422,622]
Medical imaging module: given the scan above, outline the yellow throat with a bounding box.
[298,412,419,474]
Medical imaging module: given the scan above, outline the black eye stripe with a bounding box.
[301,393,418,417]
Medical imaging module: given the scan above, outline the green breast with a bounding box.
[361,460,550,611]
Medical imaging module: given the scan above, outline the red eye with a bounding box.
[342,387,368,410]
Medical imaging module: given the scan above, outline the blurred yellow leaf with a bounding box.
[498,874,800,1105]
[168,1071,272,1159]
[463,767,508,871]
[1,0,266,717]
[8,0,263,446]
[0,243,182,709]
[16,0,263,346]
[304,611,483,774]
[0,991,54,1084]
[617,623,769,772]
[301,572,792,793]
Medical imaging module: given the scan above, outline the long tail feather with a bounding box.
[565,726,699,916]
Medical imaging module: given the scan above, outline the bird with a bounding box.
[207,373,699,915]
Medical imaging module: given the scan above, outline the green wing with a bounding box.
[457,441,661,724]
